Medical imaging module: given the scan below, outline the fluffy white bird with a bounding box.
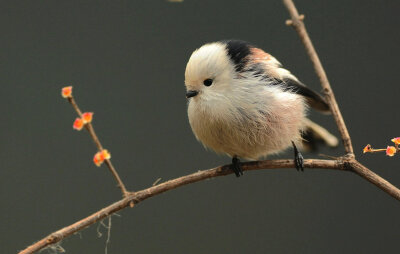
[185,40,337,176]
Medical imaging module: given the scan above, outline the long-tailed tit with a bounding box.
[185,40,338,177]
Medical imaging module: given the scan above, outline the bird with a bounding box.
[184,40,338,177]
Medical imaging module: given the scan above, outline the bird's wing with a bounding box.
[248,47,330,113]
[279,78,330,113]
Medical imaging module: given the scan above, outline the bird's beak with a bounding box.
[186,90,199,98]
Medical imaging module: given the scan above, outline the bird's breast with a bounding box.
[187,88,306,159]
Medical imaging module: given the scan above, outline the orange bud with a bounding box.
[61,86,73,98]
[82,112,93,124]
[391,137,400,145]
[101,149,111,160]
[93,149,111,167]
[363,144,372,153]
[93,152,103,167]
[73,118,84,131]
[386,146,396,157]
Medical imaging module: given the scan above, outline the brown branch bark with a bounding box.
[283,0,354,156]
[350,161,400,199]
[19,159,345,254]
[67,96,129,197]
[18,158,400,254]
[282,0,400,198]
[18,1,400,253]
[282,0,400,199]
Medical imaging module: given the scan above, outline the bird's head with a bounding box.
[184,42,236,101]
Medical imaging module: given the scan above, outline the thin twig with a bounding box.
[283,0,354,156]
[67,96,129,197]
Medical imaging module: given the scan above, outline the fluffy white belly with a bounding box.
[188,91,306,160]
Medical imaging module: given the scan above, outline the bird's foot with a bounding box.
[231,157,243,177]
[292,141,304,171]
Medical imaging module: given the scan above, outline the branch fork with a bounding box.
[285,13,304,26]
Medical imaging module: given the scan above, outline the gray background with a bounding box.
[2,0,400,253]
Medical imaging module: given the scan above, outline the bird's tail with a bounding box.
[301,118,339,151]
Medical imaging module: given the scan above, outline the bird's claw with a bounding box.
[295,151,304,171]
[231,157,243,177]
[292,141,304,171]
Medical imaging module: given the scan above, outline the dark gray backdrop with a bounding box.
[2,0,400,253]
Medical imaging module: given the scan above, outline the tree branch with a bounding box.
[350,160,400,200]
[18,159,345,254]
[17,157,400,253]
[282,0,400,200]
[283,0,354,156]
[282,0,400,199]
[67,96,129,197]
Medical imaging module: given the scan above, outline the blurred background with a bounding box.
[2,0,400,253]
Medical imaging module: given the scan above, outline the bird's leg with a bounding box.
[291,141,304,171]
[231,156,243,177]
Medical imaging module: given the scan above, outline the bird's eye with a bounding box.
[203,79,213,87]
